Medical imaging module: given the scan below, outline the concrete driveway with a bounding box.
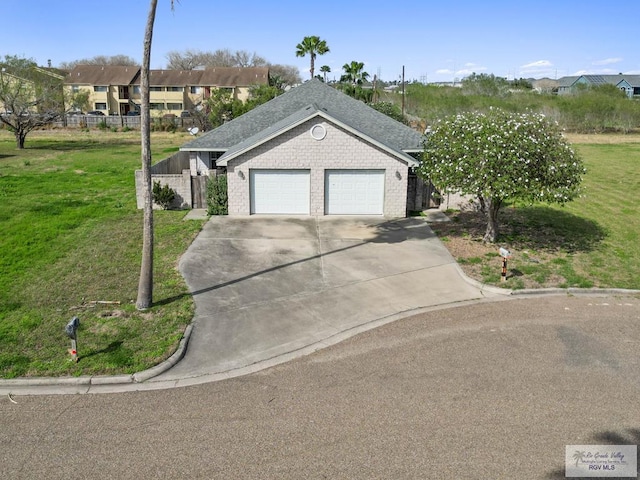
[152,216,495,386]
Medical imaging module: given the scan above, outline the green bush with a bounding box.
[152,180,176,210]
[402,81,640,133]
[97,120,108,130]
[206,174,228,215]
[371,101,408,124]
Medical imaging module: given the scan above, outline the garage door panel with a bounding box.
[325,170,385,215]
[250,170,310,214]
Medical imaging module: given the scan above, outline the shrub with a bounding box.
[371,101,408,124]
[152,180,176,210]
[97,120,108,130]
[206,175,228,215]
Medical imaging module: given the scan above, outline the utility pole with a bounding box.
[401,65,405,117]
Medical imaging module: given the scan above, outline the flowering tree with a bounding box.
[419,108,586,243]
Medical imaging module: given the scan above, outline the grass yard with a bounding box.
[1,129,638,379]
[0,129,205,378]
[431,134,640,290]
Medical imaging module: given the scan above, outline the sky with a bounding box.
[3,0,638,83]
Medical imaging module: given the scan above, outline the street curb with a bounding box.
[452,262,640,298]
[0,324,193,389]
[511,287,640,296]
[133,324,193,382]
[2,270,638,392]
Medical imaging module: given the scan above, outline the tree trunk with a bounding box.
[477,194,486,214]
[15,130,26,149]
[136,0,158,311]
[483,197,502,243]
[310,53,315,79]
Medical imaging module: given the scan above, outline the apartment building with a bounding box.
[64,65,270,116]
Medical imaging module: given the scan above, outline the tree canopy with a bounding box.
[419,108,585,242]
[340,61,369,85]
[461,73,510,97]
[295,36,330,79]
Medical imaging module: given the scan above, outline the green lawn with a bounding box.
[1,130,638,378]
[431,136,640,290]
[564,141,640,288]
[0,130,205,378]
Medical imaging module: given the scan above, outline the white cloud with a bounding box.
[456,66,487,76]
[436,68,453,75]
[572,67,624,76]
[520,60,553,69]
[519,60,557,78]
[592,57,622,66]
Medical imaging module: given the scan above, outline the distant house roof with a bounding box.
[180,79,423,165]
[63,65,270,88]
[64,65,140,86]
[557,76,580,88]
[558,74,640,89]
[146,67,269,87]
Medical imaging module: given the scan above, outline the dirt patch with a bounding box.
[429,207,599,290]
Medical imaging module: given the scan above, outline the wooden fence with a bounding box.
[52,115,196,129]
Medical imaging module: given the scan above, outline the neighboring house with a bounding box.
[64,65,139,115]
[64,65,269,116]
[557,74,640,98]
[178,79,425,217]
[0,65,66,115]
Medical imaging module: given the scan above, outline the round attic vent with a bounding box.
[310,124,326,140]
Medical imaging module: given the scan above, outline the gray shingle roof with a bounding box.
[180,79,424,158]
[557,74,640,88]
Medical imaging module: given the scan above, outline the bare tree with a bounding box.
[233,50,267,67]
[165,48,274,70]
[165,49,207,70]
[267,63,302,87]
[0,55,66,148]
[58,55,139,70]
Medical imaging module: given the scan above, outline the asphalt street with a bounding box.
[2,294,639,479]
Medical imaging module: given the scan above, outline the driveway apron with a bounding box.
[151,216,490,383]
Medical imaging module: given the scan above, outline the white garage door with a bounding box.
[325,170,385,215]
[250,169,310,214]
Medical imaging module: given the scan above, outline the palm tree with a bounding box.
[341,61,369,85]
[136,0,173,310]
[320,65,331,83]
[295,36,330,79]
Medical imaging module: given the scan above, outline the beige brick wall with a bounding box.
[226,118,409,217]
[135,169,192,209]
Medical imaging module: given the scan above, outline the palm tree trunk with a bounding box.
[136,0,158,310]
